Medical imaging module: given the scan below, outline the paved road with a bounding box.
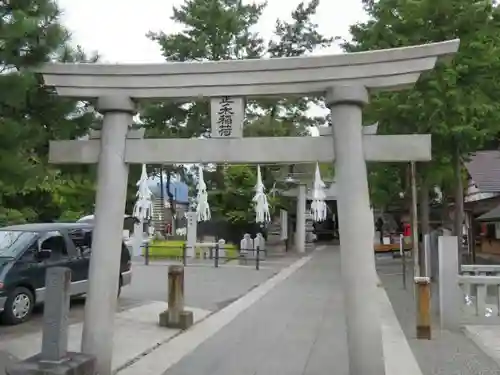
[0,255,299,341]
[123,257,300,311]
[0,297,142,341]
[376,255,500,375]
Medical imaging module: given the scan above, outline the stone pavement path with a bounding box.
[1,254,298,342]
[376,255,500,375]
[161,246,348,375]
[0,351,17,375]
[144,246,419,375]
[0,297,142,341]
[0,253,303,375]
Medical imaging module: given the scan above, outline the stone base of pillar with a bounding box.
[159,310,194,330]
[6,352,96,375]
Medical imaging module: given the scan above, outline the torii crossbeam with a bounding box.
[49,134,431,164]
[37,38,459,375]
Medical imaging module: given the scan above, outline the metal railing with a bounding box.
[238,247,266,270]
[460,264,500,319]
[141,242,265,270]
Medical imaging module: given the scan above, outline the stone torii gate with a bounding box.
[37,39,459,375]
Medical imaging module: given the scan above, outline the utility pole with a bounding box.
[453,146,465,267]
[410,161,420,277]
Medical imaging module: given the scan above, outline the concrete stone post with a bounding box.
[415,276,431,339]
[438,235,462,331]
[186,212,197,258]
[41,267,71,361]
[6,267,96,375]
[81,96,135,375]
[132,220,143,257]
[429,230,440,281]
[159,265,194,329]
[327,85,386,375]
[280,209,288,241]
[296,184,306,253]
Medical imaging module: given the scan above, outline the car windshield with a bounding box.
[0,230,37,258]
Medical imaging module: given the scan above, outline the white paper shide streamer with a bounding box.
[310,163,327,222]
[253,165,271,223]
[133,164,153,221]
[132,164,153,256]
[196,165,211,222]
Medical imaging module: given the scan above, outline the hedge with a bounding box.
[142,240,239,259]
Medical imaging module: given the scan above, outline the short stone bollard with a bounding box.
[159,265,194,330]
[6,267,96,375]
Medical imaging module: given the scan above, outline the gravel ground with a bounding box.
[376,255,500,375]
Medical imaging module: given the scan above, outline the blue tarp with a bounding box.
[147,177,189,204]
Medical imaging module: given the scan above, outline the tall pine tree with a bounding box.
[0,1,98,224]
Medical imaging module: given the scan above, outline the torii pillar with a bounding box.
[327,86,383,374]
[37,38,459,375]
[82,97,135,374]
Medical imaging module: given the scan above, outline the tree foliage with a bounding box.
[342,0,500,208]
[0,0,99,225]
[201,116,300,224]
[142,0,332,223]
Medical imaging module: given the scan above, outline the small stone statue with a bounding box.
[240,233,254,257]
[217,238,226,258]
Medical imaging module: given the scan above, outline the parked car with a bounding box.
[77,214,139,246]
[0,222,132,325]
[77,214,137,237]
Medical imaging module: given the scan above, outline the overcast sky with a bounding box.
[55,0,367,131]
[56,0,366,63]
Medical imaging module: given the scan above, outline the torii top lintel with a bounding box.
[36,39,459,100]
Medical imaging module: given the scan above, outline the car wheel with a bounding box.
[2,287,34,325]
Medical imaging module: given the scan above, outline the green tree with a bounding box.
[342,0,500,234]
[0,1,99,225]
[198,116,296,225]
[144,0,266,138]
[258,0,331,125]
[142,0,332,222]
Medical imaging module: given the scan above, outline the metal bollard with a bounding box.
[159,265,193,329]
[256,246,260,270]
[182,244,187,266]
[214,244,219,268]
[144,242,150,265]
[415,276,432,339]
